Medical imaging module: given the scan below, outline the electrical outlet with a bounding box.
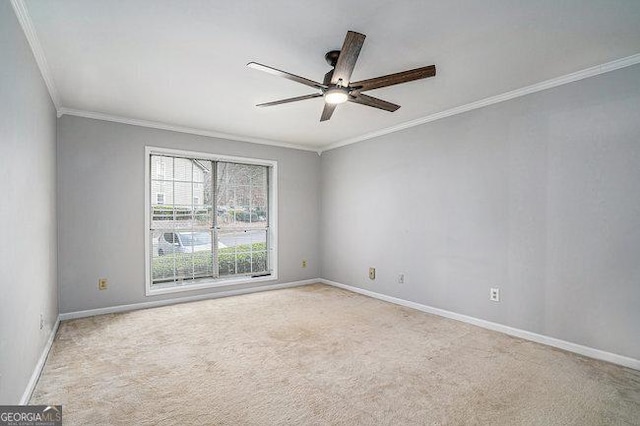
[490,287,500,302]
[369,267,376,280]
[301,259,307,268]
[98,278,108,290]
[398,273,405,284]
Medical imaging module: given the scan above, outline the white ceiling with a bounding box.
[21,0,640,151]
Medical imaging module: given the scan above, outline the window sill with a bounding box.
[145,273,277,296]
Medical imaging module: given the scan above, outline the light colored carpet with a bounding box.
[31,284,640,425]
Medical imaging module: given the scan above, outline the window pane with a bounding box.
[218,229,267,277]
[151,158,175,224]
[151,156,173,180]
[150,155,214,286]
[152,231,215,281]
[172,181,190,216]
[217,162,268,230]
[174,158,192,182]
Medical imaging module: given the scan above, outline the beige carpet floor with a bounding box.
[31,284,640,425]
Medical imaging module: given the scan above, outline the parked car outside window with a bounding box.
[156,231,225,256]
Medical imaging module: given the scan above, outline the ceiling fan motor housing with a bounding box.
[325,50,341,67]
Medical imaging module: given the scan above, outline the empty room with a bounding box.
[1,0,639,424]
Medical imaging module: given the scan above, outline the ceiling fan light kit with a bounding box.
[248,30,436,122]
[324,87,349,104]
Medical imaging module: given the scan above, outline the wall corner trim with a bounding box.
[10,0,61,110]
[20,318,60,405]
[319,279,640,371]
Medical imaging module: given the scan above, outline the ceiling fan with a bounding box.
[247,31,436,122]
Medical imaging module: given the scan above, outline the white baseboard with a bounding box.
[20,318,60,405]
[59,279,319,321]
[319,278,640,371]
[32,276,637,405]
[24,279,317,402]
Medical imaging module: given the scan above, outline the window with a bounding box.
[155,158,166,179]
[145,147,277,295]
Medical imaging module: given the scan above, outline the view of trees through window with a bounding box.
[150,155,269,287]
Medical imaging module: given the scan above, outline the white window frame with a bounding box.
[144,146,278,296]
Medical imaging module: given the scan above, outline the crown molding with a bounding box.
[13,0,639,153]
[321,52,640,152]
[58,107,320,152]
[58,53,640,155]
[12,0,315,152]
[11,0,61,111]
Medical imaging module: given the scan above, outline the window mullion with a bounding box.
[212,161,219,279]
[191,164,195,281]
[172,157,177,284]
[266,167,270,273]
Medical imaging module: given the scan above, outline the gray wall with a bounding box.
[0,2,58,404]
[57,115,320,313]
[320,64,640,360]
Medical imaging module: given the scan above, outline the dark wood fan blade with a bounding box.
[247,62,327,90]
[320,103,337,122]
[351,65,436,92]
[331,31,366,85]
[256,93,322,107]
[349,93,400,112]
